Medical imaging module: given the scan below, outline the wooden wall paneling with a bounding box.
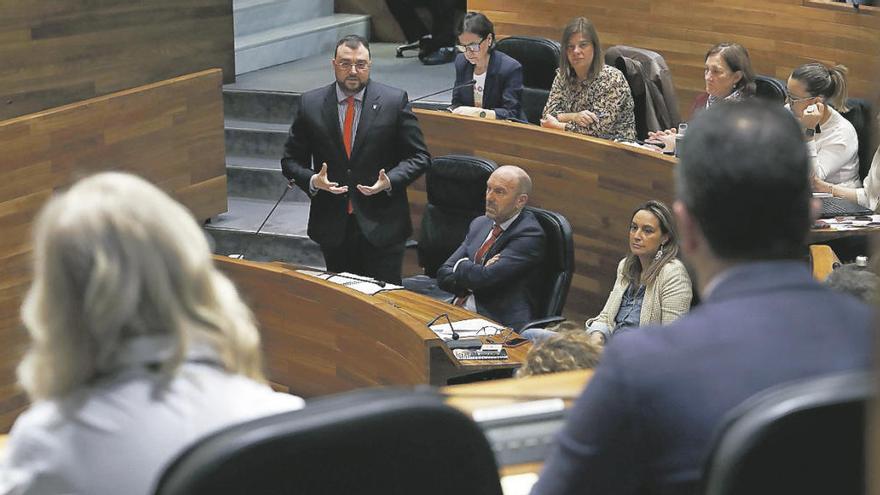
[0,69,228,431]
[413,110,676,322]
[470,0,880,120]
[0,0,235,120]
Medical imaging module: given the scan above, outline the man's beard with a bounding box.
[338,76,367,95]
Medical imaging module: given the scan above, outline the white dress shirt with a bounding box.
[0,336,304,495]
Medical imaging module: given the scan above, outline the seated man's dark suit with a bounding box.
[281,80,430,284]
[452,51,525,121]
[436,210,546,329]
[532,261,873,495]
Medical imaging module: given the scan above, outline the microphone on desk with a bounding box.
[409,80,476,105]
[320,270,387,288]
[426,312,460,340]
[229,179,296,261]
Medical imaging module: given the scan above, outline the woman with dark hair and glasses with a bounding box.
[450,12,525,121]
[787,62,860,189]
[540,17,635,141]
[585,200,691,345]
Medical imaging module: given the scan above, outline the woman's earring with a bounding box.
[654,245,664,261]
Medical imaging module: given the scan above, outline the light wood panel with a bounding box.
[471,0,880,121]
[0,0,234,120]
[214,257,529,397]
[0,70,228,431]
[412,109,677,322]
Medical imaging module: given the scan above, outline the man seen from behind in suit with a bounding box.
[437,166,546,330]
[531,101,873,495]
[282,35,430,285]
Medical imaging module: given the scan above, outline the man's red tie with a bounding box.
[343,96,355,214]
[454,224,503,307]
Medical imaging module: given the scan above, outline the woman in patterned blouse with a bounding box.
[540,17,636,141]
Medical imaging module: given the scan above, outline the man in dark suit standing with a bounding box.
[437,166,546,330]
[282,35,430,285]
[531,102,873,495]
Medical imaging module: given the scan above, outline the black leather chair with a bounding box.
[753,75,787,104]
[841,98,873,181]
[402,155,496,298]
[495,36,561,124]
[525,206,574,320]
[155,388,503,495]
[701,371,872,495]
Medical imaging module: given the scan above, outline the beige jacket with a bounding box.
[586,258,692,334]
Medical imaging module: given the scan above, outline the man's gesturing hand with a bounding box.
[356,169,391,196]
[312,163,348,194]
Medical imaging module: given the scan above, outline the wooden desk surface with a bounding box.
[216,257,531,397]
[444,369,593,479]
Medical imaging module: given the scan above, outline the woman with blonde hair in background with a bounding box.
[0,172,304,495]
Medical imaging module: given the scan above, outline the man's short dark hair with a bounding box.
[335,34,370,58]
[676,101,811,260]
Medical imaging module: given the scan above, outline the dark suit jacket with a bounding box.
[436,210,546,329]
[452,51,525,122]
[281,81,430,248]
[531,261,873,495]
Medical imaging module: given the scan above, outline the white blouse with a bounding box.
[806,106,861,189]
[0,337,305,495]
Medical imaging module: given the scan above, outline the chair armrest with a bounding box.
[519,315,566,332]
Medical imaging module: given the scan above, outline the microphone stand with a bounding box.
[231,180,295,261]
[409,80,476,105]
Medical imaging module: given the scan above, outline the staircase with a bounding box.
[207,87,325,265]
[233,0,370,75]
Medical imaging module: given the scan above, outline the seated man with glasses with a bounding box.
[437,166,546,331]
[450,12,525,121]
[282,34,430,285]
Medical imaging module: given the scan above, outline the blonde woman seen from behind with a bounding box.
[0,172,304,495]
[586,200,692,345]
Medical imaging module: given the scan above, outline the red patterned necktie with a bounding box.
[343,96,355,214]
[453,224,503,306]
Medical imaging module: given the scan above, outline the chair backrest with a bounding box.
[841,98,874,181]
[155,388,503,495]
[525,206,574,318]
[521,87,550,125]
[495,36,560,91]
[702,371,872,495]
[605,45,681,130]
[753,75,787,104]
[419,155,497,277]
[604,51,650,139]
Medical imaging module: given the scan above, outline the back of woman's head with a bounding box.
[791,62,850,112]
[706,42,756,96]
[517,323,601,378]
[19,172,265,401]
[459,11,495,48]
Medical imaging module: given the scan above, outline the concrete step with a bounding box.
[235,14,370,76]
[206,197,324,265]
[224,89,299,125]
[233,0,330,37]
[226,155,311,202]
[225,118,288,159]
